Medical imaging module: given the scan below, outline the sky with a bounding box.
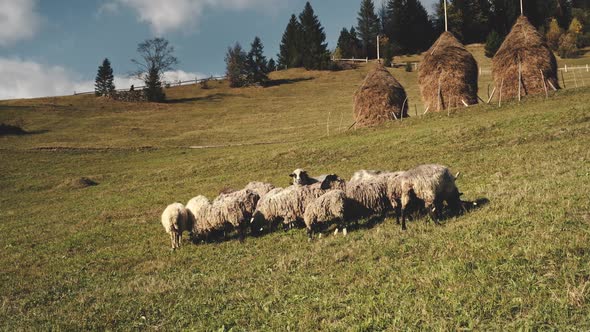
[0,0,438,100]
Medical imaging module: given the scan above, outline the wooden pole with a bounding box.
[518,56,522,102]
[540,70,548,99]
[414,104,418,117]
[548,80,557,91]
[487,87,496,103]
[444,0,448,32]
[400,97,408,121]
[498,78,504,107]
[377,35,380,62]
[520,0,523,15]
[424,106,430,115]
[561,70,566,88]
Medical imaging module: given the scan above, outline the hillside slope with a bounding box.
[0,48,590,329]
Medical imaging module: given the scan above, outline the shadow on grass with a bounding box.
[265,77,314,87]
[166,93,238,104]
[0,124,49,136]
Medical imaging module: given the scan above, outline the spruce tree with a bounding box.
[131,38,178,102]
[94,58,115,96]
[386,0,433,53]
[337,28,352,58]
[349,27,362,58]
[225,42,249,88]
[247,36,269,85]
[278,14,302,69]
[484,30,503,57]
[357,0,381,59]
[298,2,331,70]
[267,58,277,72]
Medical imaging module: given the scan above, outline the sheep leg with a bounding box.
[401,208,408,231]
[307,227,314,241]
[238,223,246,243]
[170,233,176,250]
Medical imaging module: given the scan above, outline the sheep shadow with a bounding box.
[265,77,314,87]
[431,197,490,223]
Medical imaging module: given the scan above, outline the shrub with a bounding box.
[405,62,413,72]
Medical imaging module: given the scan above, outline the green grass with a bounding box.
[1,45,590,330]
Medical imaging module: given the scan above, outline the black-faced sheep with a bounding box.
[161,202,191,250]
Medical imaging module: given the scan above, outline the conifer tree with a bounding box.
[246,36,268,85]
[267,58,277,72]
[484,30,503,57]
[357,0,381,58]
[277,15,302,69]
[132,38,177,102]
[298,2,331,70]
[225,42,249,88]
[94,58,115,96]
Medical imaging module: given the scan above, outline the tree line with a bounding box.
[335,0,589,61]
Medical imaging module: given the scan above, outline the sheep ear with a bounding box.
[289,173,295,177]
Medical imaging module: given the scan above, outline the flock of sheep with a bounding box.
[161,164,467,250]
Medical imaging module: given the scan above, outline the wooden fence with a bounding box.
[74,76,226,96]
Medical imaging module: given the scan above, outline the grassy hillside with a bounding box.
[1,45,590,330]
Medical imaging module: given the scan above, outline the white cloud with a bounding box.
[0,58,210,100]
[0,0,42,46]
[109,0,283,35]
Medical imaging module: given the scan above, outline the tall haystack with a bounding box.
[492,16,559,100]
[418,32,479,112]
[353,64,408,128]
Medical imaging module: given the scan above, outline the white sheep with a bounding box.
[161,202,190,250]
[396,164,462,230]
[251,175,345,233]
[350,169,389,182]
[303,189,348,240]
[244,181,275,199]
[188,190,260,242]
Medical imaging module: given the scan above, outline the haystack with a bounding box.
[353,64,408,128]
[492,16,559,100]
[418,32,479,111]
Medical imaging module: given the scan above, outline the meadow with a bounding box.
[0,46,589,330]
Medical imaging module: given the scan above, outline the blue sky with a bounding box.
[0,0,437,99]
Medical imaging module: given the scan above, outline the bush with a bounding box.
[405,62,413,72]
[558,33,579,58]
[485,30,503,58]
[200,78,210,89]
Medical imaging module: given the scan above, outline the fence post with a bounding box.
[587,64,589,72]
[565,64,567,72]
[366,57,368,63]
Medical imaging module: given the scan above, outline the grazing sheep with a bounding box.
[350,169,388,182]
[161,202,190,250]
[344,177,393,221]
[244,181,275,199]
[252,175,346,233]
[303,189,348,240]
[397,164,462,230]
[189,190,260,242]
